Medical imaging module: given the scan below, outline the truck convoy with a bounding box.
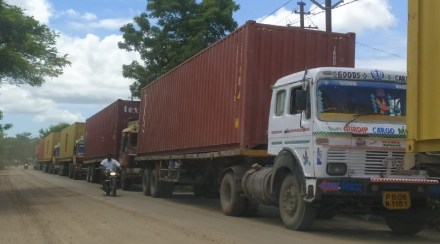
[54,122,86,179]
[33,19,440,235]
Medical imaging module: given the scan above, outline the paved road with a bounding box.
[1,166,440,244]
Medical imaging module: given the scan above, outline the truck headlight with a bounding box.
[326,163,347,176]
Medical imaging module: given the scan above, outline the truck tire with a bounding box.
[279,174,316,230]
[384,207,428,235]
[149,169,174,198]
[86,166,91,182]
[90,166,96,183]
[121,169,131,190]
[142,168,151,196]
[149,169,163,198]
[220,172,245,216]
[58,165,63,176]
[73,167,79,180]
[68,164,74,178]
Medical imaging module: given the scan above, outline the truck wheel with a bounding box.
[68,164,73,178]
[121,169,130,190]
[220,172,245,216]
[150,169,163,198]
[142,168,152,196]
[90,166,95,183]
[73,167,78,180]
[384,208,428,235]
[279,174,316,230]
[86,167,91,182]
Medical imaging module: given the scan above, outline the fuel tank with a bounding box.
[242,166,277,205]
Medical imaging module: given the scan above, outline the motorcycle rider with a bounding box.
[100,154,120,189]
[101,153,120,172]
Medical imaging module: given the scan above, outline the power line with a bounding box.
[356,41,406,59]
[259,0,294,22]
[263,0,404,59]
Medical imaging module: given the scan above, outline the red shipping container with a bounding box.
[36,140,45,161]
[84,99,139,162]
[138,21,355,156]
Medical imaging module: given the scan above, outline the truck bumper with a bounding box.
[312,177,440,212]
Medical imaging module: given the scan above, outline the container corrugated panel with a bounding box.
[84,99,140,161]
[59,122,85,159]
[407,1,440,152]
[43,132,60,160]
[138,21,355,156]
[36,140,45,161]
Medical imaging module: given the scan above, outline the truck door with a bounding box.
[268,84,312,160]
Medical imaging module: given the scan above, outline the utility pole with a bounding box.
[295,1,310,29]
[311,0,343,32]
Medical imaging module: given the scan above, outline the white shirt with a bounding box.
[100,158,120,171]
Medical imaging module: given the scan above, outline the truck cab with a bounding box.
[119,120,142,189]
[267,67,438,234]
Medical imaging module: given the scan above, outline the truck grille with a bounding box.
[327,148,405,177]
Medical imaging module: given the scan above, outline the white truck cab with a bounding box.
[269,67,407,180]
[264,67,439,234]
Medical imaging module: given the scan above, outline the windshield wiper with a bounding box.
[345,112,381,126]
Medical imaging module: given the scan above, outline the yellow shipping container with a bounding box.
[407,0,440,152]
[43,132,61,160]
[59,122,85,159]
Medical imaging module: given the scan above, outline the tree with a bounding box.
[0,0,70,87]
[119,0,239,97]
[0,111,12,135]
[0,132,37,165]
[38,122,70,138]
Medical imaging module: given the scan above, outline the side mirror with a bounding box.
[295,90,307,111]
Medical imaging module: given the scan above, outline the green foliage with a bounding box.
[38,122,70,138]
[0,111,12,135]
[0,132,36,166]
[119,0,239,97]
[0,0,70,87]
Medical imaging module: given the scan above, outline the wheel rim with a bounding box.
[281,185,298,217]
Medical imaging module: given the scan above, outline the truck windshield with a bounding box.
[316,79,406,123]
[76,143,85,155]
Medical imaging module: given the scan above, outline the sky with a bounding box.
[0,0,407,138]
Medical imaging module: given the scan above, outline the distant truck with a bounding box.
[83,99,140,183]
[41,132,60,173]
[51,122,86,179]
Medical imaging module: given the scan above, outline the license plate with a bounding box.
[382,191,411,210]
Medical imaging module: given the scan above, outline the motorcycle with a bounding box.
[24,163,28,169]
[101,167,120,196]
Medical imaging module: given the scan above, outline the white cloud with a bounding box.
[5,0,53,24]
[56,9,98,21]
[0,33,141,124]
[34,33,140,103]
[69,18,133,31]
[356,58,406,72]
[257,0,396,34]
[0,84,84,124]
